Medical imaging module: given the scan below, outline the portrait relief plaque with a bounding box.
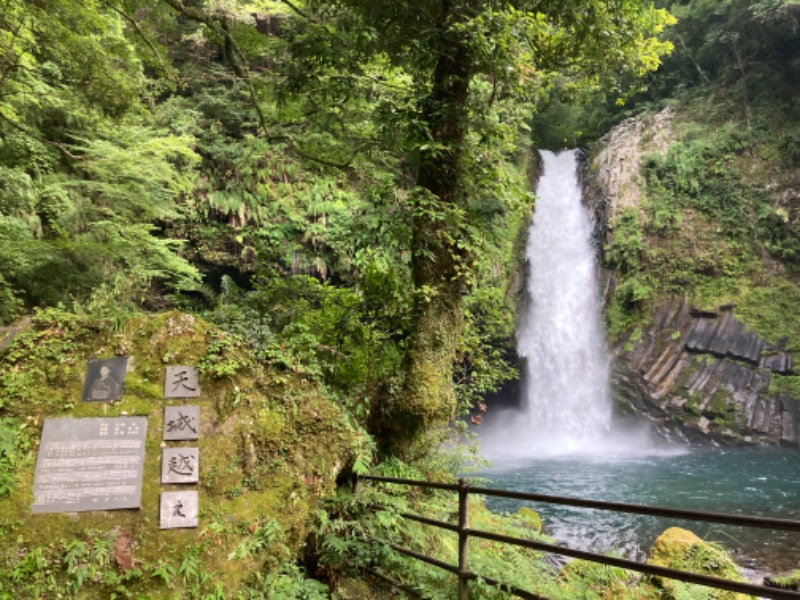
[163,406,200,441]
[160,490,198,529]
[164,366,200,398]
[161,447,199,484]
[31,417,147,513]
[81,356,128,402]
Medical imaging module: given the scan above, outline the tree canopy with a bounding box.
[1,0,674,452]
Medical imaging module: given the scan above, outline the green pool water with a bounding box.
[473,446,800,577]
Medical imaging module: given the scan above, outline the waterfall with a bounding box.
[480,149,614,457]
[519,149,611,451]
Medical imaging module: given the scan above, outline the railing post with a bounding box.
[458,477,470,600]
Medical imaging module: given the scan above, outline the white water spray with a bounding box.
[520,149,611,450]
[481,149,617,457]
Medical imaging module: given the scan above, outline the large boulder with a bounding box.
[647,527,752,600]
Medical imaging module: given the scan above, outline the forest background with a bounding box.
[1,0,799,597]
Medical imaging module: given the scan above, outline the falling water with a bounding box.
[519,149,611,449]
[471,154,800,576]
[481,149,616,457]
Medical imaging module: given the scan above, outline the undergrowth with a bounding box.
[604,102,800,346]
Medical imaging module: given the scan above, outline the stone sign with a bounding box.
[81,356,127,402]
[163,406,199,441]
[160,368,201,530]
[32,417,147,513]
[160,490,198,529]
[161,447,199,484]
[164,366,200,398]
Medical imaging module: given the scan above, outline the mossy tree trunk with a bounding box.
[373,0,476,455]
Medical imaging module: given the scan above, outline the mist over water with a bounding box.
[474,150,800,576]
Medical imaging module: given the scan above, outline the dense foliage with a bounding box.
[0,0,680,596]
[597,0,800,346]
[0,0,674,448]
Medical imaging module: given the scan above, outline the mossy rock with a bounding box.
[647,527,753,600]
[765,569,800,590]
[514,506,542,533]
[0,309,356,598]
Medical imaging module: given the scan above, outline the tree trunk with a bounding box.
[373,0,476,454]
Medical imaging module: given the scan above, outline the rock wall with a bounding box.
[581,107,675,296]
[613,298,800,446]
[584,107,800,446]
[589,107,674,221]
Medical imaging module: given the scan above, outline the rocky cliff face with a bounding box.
[585,108,800,447]
[613,298,799,446]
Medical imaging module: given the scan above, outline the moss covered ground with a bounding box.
[0,308,356,597]
[0,314,762,597]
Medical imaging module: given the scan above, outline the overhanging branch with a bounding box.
[103,0,175,81]
[0,110,83,161]
[160,0,270,137]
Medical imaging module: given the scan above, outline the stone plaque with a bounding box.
[161,447,199,484]
[32,417,147,513]
[164,366,200,398]
[160,490,198,529]
[163,406,199,441]
[81,356,127,402]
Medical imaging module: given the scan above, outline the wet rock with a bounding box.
[611,298,798,447]
[764,569,800,590]
[690,307,718,318]
[762,352,793,374]
[779,395,800,444]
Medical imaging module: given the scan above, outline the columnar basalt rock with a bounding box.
[584,107,800,446]
[612,299,799,446]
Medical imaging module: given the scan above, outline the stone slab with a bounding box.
[160,490,198,529]
[81,356,127,402]
[164,366,201,398]
[161,447,199,484]
[32,417,147,513]
[163,405,200,441]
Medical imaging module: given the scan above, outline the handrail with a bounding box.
[361,474,800,531]
[356,473,800,600]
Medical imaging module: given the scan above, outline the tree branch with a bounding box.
[279,0,315,22]
[676,34,710,84]
[292,146,354,170]
[103,0,175,81]
[160,0,270,137]
[0,110,83,161]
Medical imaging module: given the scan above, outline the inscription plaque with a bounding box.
[160,490,198,529]
[32,417,147,513]
[164,366,200,398]
[81,356,127,402]
[163,406,200,441]
[161,447,199,484]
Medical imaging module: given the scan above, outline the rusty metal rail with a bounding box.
[357,474,800,600]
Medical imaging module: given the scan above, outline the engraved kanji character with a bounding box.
[170,369,197,394]
[172,500,187,518]
[166,412,197,434]
[168,453,195,476]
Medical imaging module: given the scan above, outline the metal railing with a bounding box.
[356,474,800,599]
